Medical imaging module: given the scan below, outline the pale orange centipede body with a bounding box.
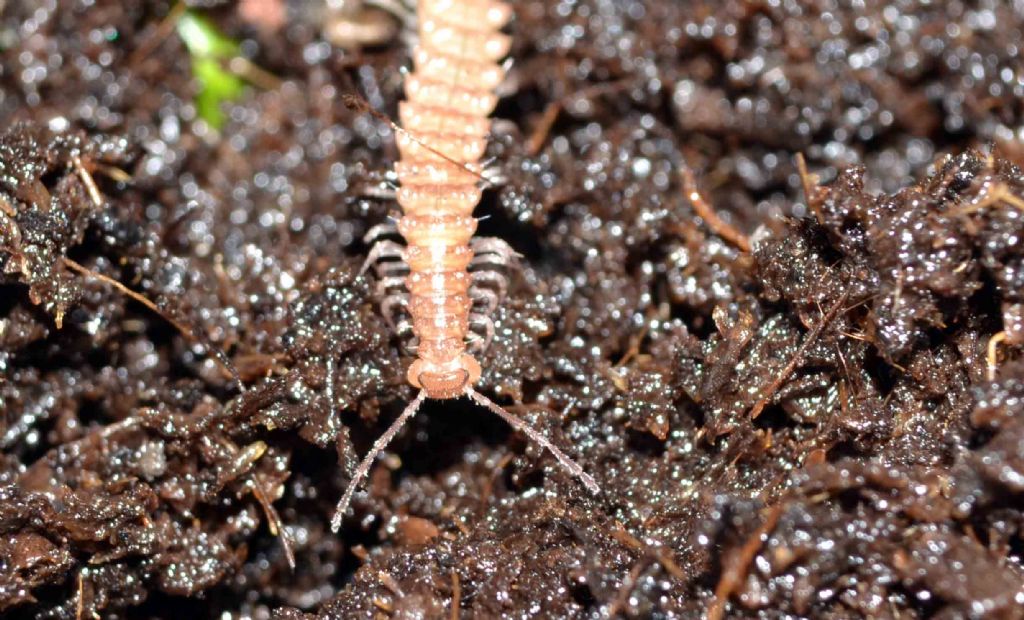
[384,0,514,400]
[331,0,597,531]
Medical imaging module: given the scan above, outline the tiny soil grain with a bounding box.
[1,1,1024,619]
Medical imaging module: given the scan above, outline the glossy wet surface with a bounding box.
[1,1,1023,617]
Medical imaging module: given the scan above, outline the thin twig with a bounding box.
[987,331,1007,381]
[56,417,142,457]
[610,522,685,580]
[378,571,405,597]
[526,100,561,156]
[955,183,1024,216]
[94,164,133,184]
[450,569,461,620]
[72,156,104,209]
[749,291,850,419]
[680,167,751,253]
[251,476,296,570]
[608,561,646,617]
[61,257,243,389]
[63,257,193,336]
[76,570,85,620]
[129,2,187,67]
[707,503,785,620]
[795,153,825,224]
[228,56,283,91]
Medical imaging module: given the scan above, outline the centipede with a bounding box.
[330,0,598,531]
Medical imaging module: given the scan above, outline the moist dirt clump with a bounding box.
[2,1,1024,618]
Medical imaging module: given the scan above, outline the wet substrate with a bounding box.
[2,1,1024,618]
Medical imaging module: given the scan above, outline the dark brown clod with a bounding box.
[2,1,1024,618]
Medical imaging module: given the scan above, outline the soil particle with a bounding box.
[2,0,1024,618]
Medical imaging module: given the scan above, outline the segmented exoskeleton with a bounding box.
[331,0,597,531]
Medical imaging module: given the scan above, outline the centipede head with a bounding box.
[408,353,481,399]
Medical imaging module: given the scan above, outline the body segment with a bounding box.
[393,0,512,399]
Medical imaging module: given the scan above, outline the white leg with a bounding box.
[471,270,508,297]
[470,286,499,314]
[360,240,405,275]
[375,276,407,297]
[364,221,399,245]
[381,293,408,330]
[469,312,495,349]
[471,237,520,265]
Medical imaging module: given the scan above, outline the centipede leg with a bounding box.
[471,237,520,266]
[377,259,410,279]
[375,276,407,297]
[480,164,508,188]
[364,221,400,245]
[360,239,406,275]
[381,292,409,330]
[366,0,415,25]
[469,312,495,350]
[466,332,486,352]
[397,322,418,356]
[469,286,499,315]
[471,270,509,298]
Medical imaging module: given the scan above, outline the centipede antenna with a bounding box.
[465,387,599,494]
[342,93,489,185]
[331,390,428,532]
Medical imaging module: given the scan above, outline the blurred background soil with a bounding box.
[1,0,1024,617]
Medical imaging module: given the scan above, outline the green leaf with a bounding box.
[176,9,240,60]
[176,9,245,128]
[193,57,245,129]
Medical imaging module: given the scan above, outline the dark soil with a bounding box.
[2,0,1024,618]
